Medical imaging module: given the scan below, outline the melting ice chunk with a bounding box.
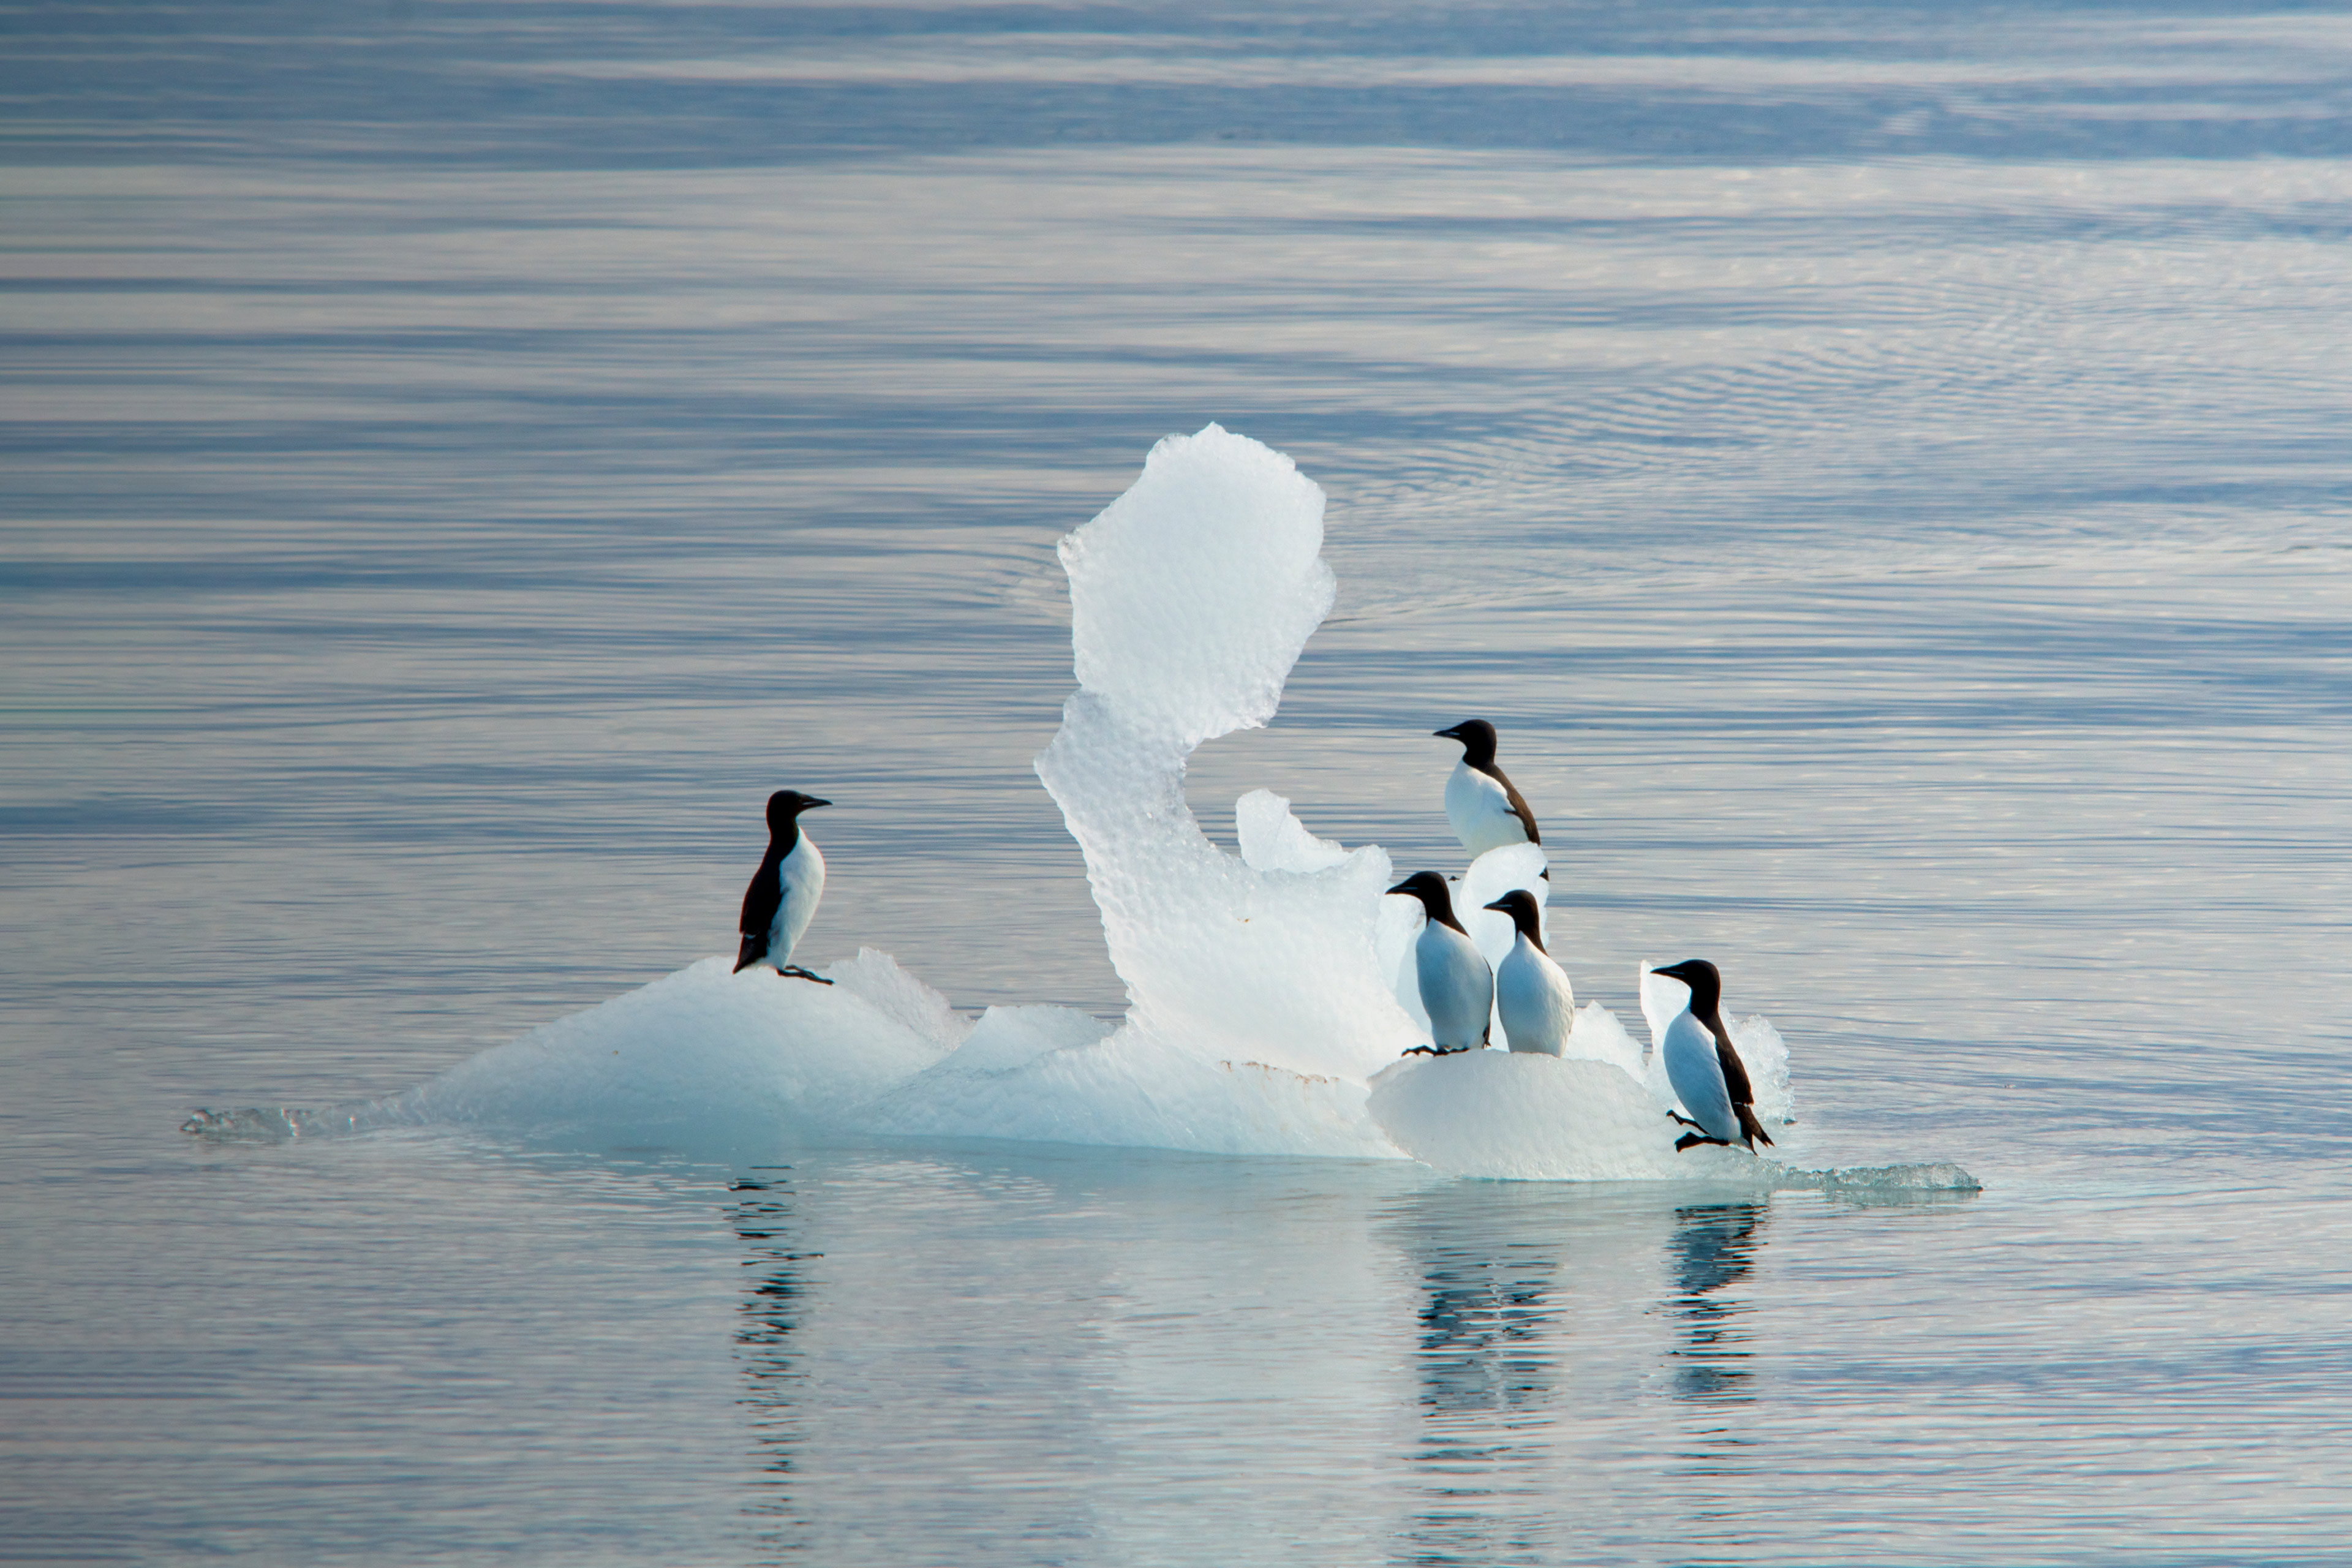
[1057,422,1336,752]
[1370,1050,1689,1182]
[1035,424,1422,1085]
[392,954,956,1148]
[1235,789,1354,874]
[181,952,976,1153]
[865,1016,1400,1160]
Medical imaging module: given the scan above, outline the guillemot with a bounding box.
[1648,958,1773,1153]
[1434,719,1542,859]
[736,790,832,984]
[1483,889,1573,1056]
[1387,871,1493,1055]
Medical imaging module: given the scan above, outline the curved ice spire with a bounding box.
[1035,424,1421,1082]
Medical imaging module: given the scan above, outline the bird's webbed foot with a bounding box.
[1674,1131,1732,1153]
[1666,1109,1704,1131]
[779,965,834,986]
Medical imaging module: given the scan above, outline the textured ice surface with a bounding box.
[1370,1051,1689,1182]
[1035,425,1422,1088]
[1562,999,1649,1080]
[1372,891,1430,1033]
[1235,788,1354,873]
[867,1019,1400,1159]
[390,954,952,1147]
[1364,1002,1723,1181]
[184,426,1961,1186]
[828,947,970,1051]
[1057,423,1336,752]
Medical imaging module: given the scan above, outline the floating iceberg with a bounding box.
[187,423,1970,1191]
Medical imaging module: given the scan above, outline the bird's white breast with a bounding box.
[771,834,826,962]
[1661,1009,1736,1142]
[1494,935,1573,1055]
[1415,918,1494,1051]
[1444,760,1529,857]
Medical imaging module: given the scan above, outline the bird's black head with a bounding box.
[1433,719,1499,766]
[765,790,831,832]
[1649,957,1722,1011]
[1386,870,1463,930]
[1482,889,1544,944]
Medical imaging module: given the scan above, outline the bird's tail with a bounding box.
[1736,1101,1776,1150]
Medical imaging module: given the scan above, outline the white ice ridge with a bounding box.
[186,424,1972,1190]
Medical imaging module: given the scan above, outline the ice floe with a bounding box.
[185,423,1972,1193]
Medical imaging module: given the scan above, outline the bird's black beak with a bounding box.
[1386,879,1415,896]
[806,797,832,810]
[1432,724,1461,740]
[1483,898,1512,912]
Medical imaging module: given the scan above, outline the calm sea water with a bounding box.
[7,2,2352,1562]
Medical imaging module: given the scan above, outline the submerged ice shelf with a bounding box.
[186,424,1975,1193]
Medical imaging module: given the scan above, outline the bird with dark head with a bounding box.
[736,790,832,983]
[1434,719,1541,858]
[1482,889,1574,1055]
[1387,871,1493,1055]
[1648,958,1773,1153]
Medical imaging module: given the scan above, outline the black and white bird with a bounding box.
[1483,889,1574,1056]
[1434,720,1541,858]
[1648,959,1773,1153]
[736,790,832,984]
[1387,871,1493,1055]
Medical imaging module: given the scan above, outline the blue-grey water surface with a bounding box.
[6,2,2352,1562]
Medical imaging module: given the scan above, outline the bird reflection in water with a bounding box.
[1668,1202,1767,1406]
[1417,1242,1560,1421]
[1396,1191,1572,1567]
[730,1167,819,1557]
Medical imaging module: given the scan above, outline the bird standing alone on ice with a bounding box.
[1434,719,1541,858]
[736,790,832,983]
[1649,958,1773,1152]
[1483,889,1574,1055]
[1387,871,1493,1055]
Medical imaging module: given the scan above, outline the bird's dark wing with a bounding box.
[1711,1026,1755,1106]
[1709,1023,1776,1148]
[1480,763,1542,845]
[738,850,782,943]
